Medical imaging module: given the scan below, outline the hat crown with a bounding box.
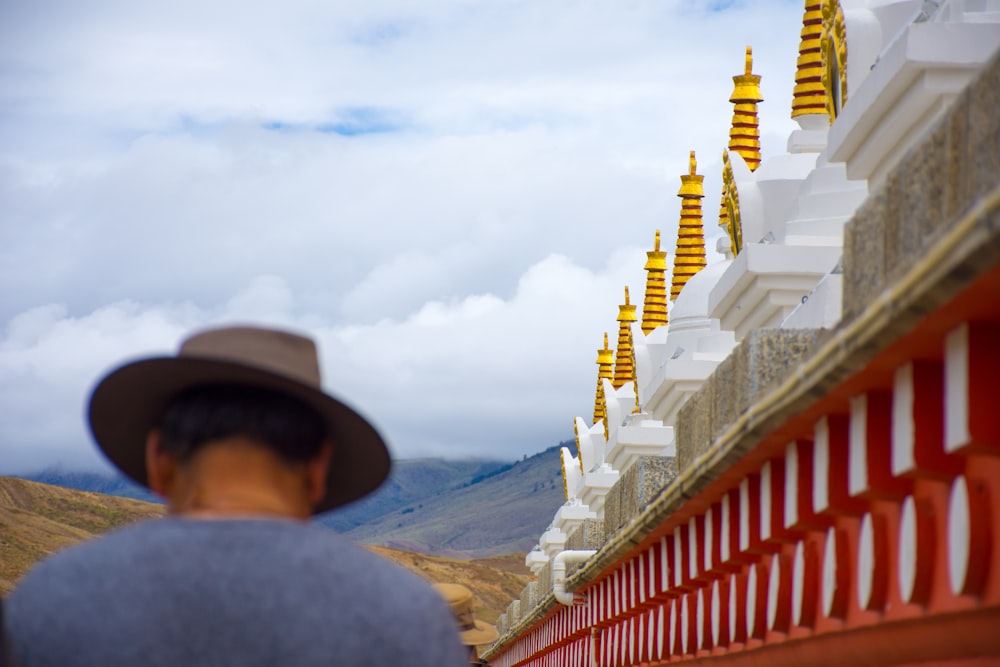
[180,327,321,388]
[434,583,475,616]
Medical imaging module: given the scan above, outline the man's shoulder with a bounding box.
[10,517,438,605]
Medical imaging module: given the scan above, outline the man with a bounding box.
[5,325,468,667]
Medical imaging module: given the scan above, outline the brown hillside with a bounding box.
[370,546,532,624]
[0,476,166,595]
[0,477,533,622]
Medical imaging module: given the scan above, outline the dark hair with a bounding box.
[156,384,327,464]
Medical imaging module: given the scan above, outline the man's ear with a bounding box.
[145,430,176,500]
[306,441,335,508]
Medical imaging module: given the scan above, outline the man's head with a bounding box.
[155,384,327,464]
[88,325,391,514]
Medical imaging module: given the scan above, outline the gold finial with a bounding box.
[728,46,763,172]
[573,420,584,473]
[820,0,848,121]
[677,151,704,198]
[719,150,731,252]
[641,230,669,334]
[613,288,638,389]
[671,151,707,301]
[593,333,613,425]
[721,152,743,255]
[731,47,763,103]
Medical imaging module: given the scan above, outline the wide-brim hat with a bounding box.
[433,583,500,646]
[87,325,391,514]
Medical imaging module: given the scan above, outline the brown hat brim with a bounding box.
[88,355,391,513]
[461,620,500,646]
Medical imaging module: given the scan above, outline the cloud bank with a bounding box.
[0,0,801,471]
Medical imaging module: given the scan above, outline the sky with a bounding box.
[1,0,803,473]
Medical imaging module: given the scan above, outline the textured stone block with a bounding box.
[966,52,1000,206]
[604,455,678,534]
[566,518,606,551]
[520,581,539,613]
[677,329,821,472]
[943,92,970,224]
[536,560,553,598]
[497,612,508,637]
[842,50,1000,326]
[676,375,711,473]
[603,478,623,538]
[508,600,521,627]
[842,187,888,323]
[909,119,947,244]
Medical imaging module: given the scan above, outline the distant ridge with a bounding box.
[327,444,565,558]
[319,457,513,532]
[15,468,160,503]
[15,442,569,559]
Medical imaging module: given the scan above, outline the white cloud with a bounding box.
[0,0,803,471]
[0,251,645,472]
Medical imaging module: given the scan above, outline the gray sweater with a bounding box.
[6,517,468,667]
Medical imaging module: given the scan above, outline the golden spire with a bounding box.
[612,287,638,390]
[670,152,707,301]
[728,46,764,171]
[640,230,669,334]
[792,0,827,118]
[593,333,613,425]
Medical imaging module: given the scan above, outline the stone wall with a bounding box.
[843,49,1000,323]
[603,455,678,535]
[675,328,820,472]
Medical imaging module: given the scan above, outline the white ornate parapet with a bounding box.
[782,157,868,246]
[643,260,736,426]
[524,548,549,576]
[707,242,842,340]
[749,151,820,245]
[538,524,568,558]
[570,413,620,519]
[787,114,830,155]
[602,378,635,445]
[573,417,604,472]
[552,498,598,538]
[781,269,845,329]
[559,446,583,501]
[606,412,674,474]
[579,464,619,519]
[644,357,722,427]
[828,5,1000,187]
[633,323,670,407]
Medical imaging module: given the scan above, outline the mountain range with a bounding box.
[14,442,568,559]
